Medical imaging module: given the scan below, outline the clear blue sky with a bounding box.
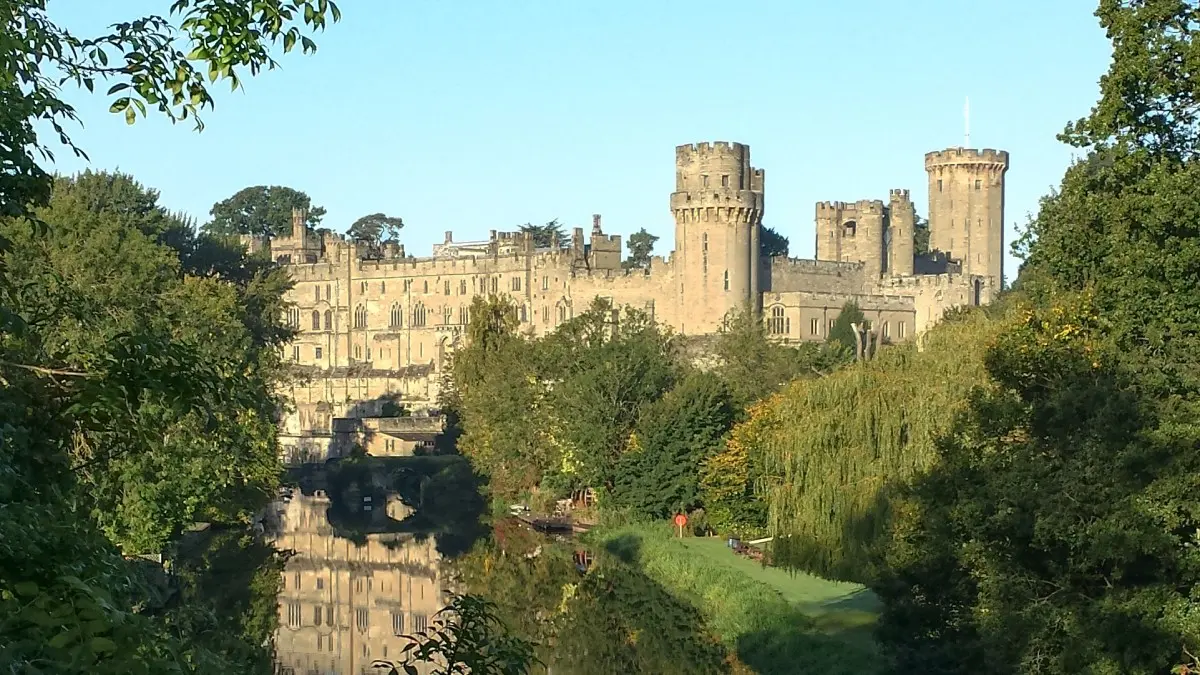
[47,1,1111,282]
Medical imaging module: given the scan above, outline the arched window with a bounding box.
[519,305,527,323]
[311,310,320,330]
[767,305,788,335]
[323,310,332,331]
[843,220,857,237]
[442,306,452,325]
[412,303,426,328]
[390,303,402,328]
[354,305,367,329]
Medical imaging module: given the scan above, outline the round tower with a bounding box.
[924,147,1009,292]
[670,141,764,335]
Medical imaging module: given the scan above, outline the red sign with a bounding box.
[673,513,688,528]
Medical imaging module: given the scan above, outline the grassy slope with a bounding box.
[588,523,880,675]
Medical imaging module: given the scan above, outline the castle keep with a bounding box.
[259,141,1009,464]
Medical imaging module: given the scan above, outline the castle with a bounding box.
[257,141,1009,464]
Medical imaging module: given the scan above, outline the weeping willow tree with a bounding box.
[761,306,1014,581]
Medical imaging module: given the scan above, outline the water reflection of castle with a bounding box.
[271,490,444,675]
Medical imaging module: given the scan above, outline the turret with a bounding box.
[887,189,915,276]
[925,147,1009,294]
[670,141,764,334]
[813,199,886,278]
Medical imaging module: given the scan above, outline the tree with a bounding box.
[913,213,931,255]
[760,308,1006,581]
[374,594,539,675]
[205,185,326,237]
[714,306,847,409]
[623,227,659,269]
[611,372,736,518]
[347,212,404,246]
[760,225,788,258]
[0,3,337,672]
[0,1,339,218]
[876,4,1200,671]
[519,219,565,248]
[825,301,865,354]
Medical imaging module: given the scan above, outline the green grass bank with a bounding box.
[586,523,880,675]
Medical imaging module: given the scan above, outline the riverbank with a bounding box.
[585,523,880,675]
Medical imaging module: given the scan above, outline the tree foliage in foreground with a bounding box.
[874,2,1200,671]
[0,2,338,672]
[759,307,1009,582]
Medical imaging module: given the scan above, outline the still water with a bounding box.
[264,456,732,675]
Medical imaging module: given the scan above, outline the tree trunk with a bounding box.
[851,322,864,360]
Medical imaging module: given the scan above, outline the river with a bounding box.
[265,455,734,675]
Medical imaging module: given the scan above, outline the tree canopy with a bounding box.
[0,2,338,672]
[760,225,789,258]
[623,227,659,269]
[205,185,326,237]
[519,219,565,248]
[346,211,404,246]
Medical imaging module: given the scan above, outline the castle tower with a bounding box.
[291,206,308,240]
[887,189,915,276]
[924,147,1009,290]
[814,199,885,278]
[670,142,764,334]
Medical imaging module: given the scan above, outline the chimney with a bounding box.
[592,213,602,235]
[444,230,453,243]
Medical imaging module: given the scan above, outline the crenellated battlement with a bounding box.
[676,141,749,159]
[815,199,884,215]
[924,147,1009,169]
[889,188,911,202]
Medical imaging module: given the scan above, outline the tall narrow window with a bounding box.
[721,174,729,187]
[356,608,368,632]
[354,305,367,329]
[937,179,943,192]
[381,281,386,293]
[810,318,819,336]
[311,311,320,330]
[460,280,467,295]
[444,280,450,295]
[314,286,319,302]
[326,284,331,301]
[412,303,426,328]
[723,270,729,291]
[323,310,332,331]
[768,306,786,335]
[423,280,428,293]
[315,347,323,359]
[390,303,402,328]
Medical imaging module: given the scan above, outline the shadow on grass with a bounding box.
[601,531,880,675]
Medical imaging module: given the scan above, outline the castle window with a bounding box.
[542,276,548,291]
[937,179,943,192]
[423,280,428,294]
[975,179,982,190]
[315,347,323,359]
[392,611,404,636]
[360,281,368,294]
[519,305,527,323]
[723,270,729,291]
[490,277,498,294]
[702,175,709,188]
[313,605,322,626]
[356,608,368,632]
[412,303,427,328]
[459,306,470,325]
[355,345,361,360]
[721,174,729,188]
[354,305,367,329]
[702,232,708,252]
[828,318,835,333]
[460,280,467,295]
[810,318,819,336]
[381,281,386,293]
[292,345,300,361]
[768,306,787,335]
[326,284,331,301]
[882,321,890,338]
[543,306,549,322]
[444,280,451,295]
[899,321,907,338]
[404,279,412,292]
[843,220,857,237]
[314,286,319,302]
[287,602,301,628]
[311,311,320,330]
[512,276,522,291]
[323,310,332,331]
[390,303,402,328]
[443,306,452,324]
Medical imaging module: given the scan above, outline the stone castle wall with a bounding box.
[268,140,1007,463]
